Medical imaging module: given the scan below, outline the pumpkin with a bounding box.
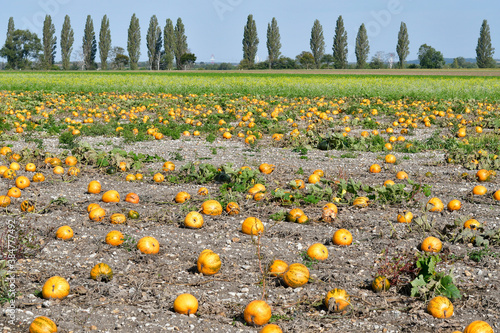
[242,217,264,235]
[153,173,164,183]
[253,192,266,201]
[243,300,272,326]
[21,200,36,212]
[29,316,57,333]
[135,173,143,180]
[49,157,62,167]
[282,263,309,288]
[384,179,395,186]
[7,187,21,198]
[25,163,37,172]
[174,191,191,203]
[322,203,338,222]
[353,196,369,208]
[324,288,350,312]
[128,210,140,219]
[333,229,353,246]
[259,324,282,333]
[396,171,409,179]
[385,154,396,164]
[125,174,136,181]
[197,249,221,275]
[463,321,494,333]
[268,260,288,277]
[397,211,413,223]
[313,169,324,177]
[137,236,160,254]
[110,213,127,224]
[42,276,70,300]
[15,176,30,189]
[197,187,209,196]
[125,192,140,204]
[102,190,120,203]
[118,161,127,172]
[0,146,12,155]
[290,179,305,190]
[225,202,240,215]
[476,169,490,182]
[447,199,462,211]
[472,185,487,195]
[89,207,106,222]
[105,230,124,246]
[464,219,481,230]
[32,172,45,182]
[307,243,328,261]
[427,197,444,212]
[286,208,304,222]
[307,173,321,184]
[3,168,16,179]
[162,161,175,172]
[0,195,11,207]
[173,293,199,315]
[259,163,275,174]
[369,164,381,173]
[67,166,80,176]
[421,236,442,253]
[184,211,204,229]
[427,296,453,318]
[56,226,73,240]
[87,203,101,213]
[90,263,113,282]
[201,200,223,216]
[106,166,117,175]
[53,166,64,175]
[87,180,101,194]
[493,190,500,201]
[65,156,78,166]
[9,162,20,170]
[372,276,390,293]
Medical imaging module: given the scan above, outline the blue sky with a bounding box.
[1,0,498,63]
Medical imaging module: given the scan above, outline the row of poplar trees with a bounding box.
[1,14,189,70]
[242,15,496,69]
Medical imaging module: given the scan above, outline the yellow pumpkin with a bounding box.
[243,300,272,326]
[241,217,264,235]
[137,236,160,254]
[259,163,275,174]
[324,288,350,312]
[372,276,390,293]
[427,296,453,319]
[90,263,113,282]
[463,320,494,333]
[102,190,120,203]
[89,207,106,222]
[197,249,221,275]
[42,276,70,300]
[110,213,127,224]
[184,211,204,229]
[105,230,124,246]
[173,293,199,315]
[268,260,288,277]
[29,316,58,333]
[201,200,223,216]
[306,243,328,261]
[56,226,74,240]
[282,263,309,288]
[174,191,191,203]
[427,197,444,212]
[286,208,304,222]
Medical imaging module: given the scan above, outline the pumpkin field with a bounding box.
[0,72,499,332]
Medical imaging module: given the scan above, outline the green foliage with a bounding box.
[121,234,137,252]
[243,14,259,66]
[332,15,348,69]
[418,44,445,69]
[82,15,97,70]
[60,15,74,70]
[163,19,175,70]
[468,245,498,262]
[42,15,56,69]
[266,18,281,69]
[476,20,496,68]
[410,254,461,301]
[146,15,162,70]
[0,261,14,305]
[99,15,111,70]
[300,251,319,269]
[0,29,42,69]
[269,210,286,221]
[310,20,325,69]
[58,131,77,149]
[127,14,141,70]
[174,18,188,70]
[396,22,409,69]
[355,23,369,69]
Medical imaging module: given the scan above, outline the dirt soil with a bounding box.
[1,135,499,333]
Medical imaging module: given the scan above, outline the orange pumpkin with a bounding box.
[242,217,264,235]
[307,243,329,261]
[372,276,390,293]
[268,260,288,277]
[290,179,305,190]
[3,168,16,179]
[174,191,191,203]
[20,200,36,212]
[87,203,101,213]
[110,213,127,224]
[427,296,453,319]
[42,276,70,300]
[67,166,80,176]
[29,316,57,333]
[396,171,409,179]
[197,249,221,275]
[137,236,160,254]
[88,207,106,222]
[464,219,481,230]
[102,190,120,203]
[421,236,442,253]
[353,196,369,208]
[90,263,113,282]
[476,169,490,182]
[173,293,199,315]
[472,185,487,196]
[259,324,283,333]
[87,180,101,194]
[332,229,353,246]
[447,199,462,211]
[52,166,64,175]
[15,176,30,189]
[25,163,37,172]
[162,161,175,172]
[0,195,11,207]
[243,300,272,326]
[385,154,396,164]
[32,172,45,182]
[286,208,304,222]
[201,200,223,216]
[397,211,413,223]
[369,164,381,173]
[259,163,275,174]
[184,211,204,229]
[65,156,78,166]
[307,173,321,184]
[493,190,500,201]
[125,174,136,182]
[463,321,494,333]
[125,192,140,204]
[225,202,240,215]
[324,288,350,312]
[427,197,444,212]
[197,187,209,196]
[56,226,74,240]
[282,263,310,288]
[7,187,21,198]
[153,173,164,183]
[105,230,124,246]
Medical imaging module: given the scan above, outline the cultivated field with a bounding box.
[0,72,499,332]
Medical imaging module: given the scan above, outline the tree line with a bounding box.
[0,14,496,70]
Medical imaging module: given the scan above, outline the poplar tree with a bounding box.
[476,20,496,68]
[396,22,409,69]
[42,15,56,69]
[127,14,141,70]
[147,15,162,70]
[355,23,369,69]
[242,14,259,66]
[332,15,348,69]
[82,15,97,70]
[174,18,188,70]
[266,17,281,69]
[7,17,14,42]
[163,19,175,70]
[99,15,111,70]
[310,19,325,69]
[60,15,74,70]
